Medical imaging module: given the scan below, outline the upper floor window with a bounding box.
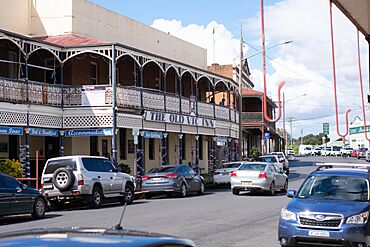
[90,62,98,84]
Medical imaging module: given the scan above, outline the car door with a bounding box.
[0,175,12,215]
[104,160,123,193]
[272,164,285,189]
[81,158,111,194]
[3,175,32,213]
[185,166,201,192]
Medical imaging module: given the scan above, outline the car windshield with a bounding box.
[257,156,276,163]
[223,163,242,168]
[238,163,266,171]
[297,175,369,201]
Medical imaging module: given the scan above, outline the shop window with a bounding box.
[90,62,98,84]
[149,139,155,160]
[119,128,127,160]
[199,135,203,160]
[90,136,98,156]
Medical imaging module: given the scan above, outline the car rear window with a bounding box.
[239,163,266,171]
[153,167,177,173]
[257,156,275,163]
[44,159,77,174]
[224,163,242,168]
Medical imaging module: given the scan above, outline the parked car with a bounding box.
[298,145,312,156]
[270,152,289,174]
[321,147,332,156]
[279,164,370,247]
[340,146,353,157]
[141,165,204,198]
[351,149,359,157]
[257,155,284,171]
[213,162,243,184]
[41,156,135,209]
[0,228,195,247]
[0,173,47,219]
[366,150,370,162]
[311,147,322,156]
[357,148,368,159]
[330,146,341,156]
[230,162,288,196]
[286,149,295,156]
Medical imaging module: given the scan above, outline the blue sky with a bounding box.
[90,0,369,141]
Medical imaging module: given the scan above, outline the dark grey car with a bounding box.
[141,165,204,198]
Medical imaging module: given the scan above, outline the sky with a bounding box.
[91,0,369,141]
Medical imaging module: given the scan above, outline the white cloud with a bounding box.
[151,19,242,65]
[150,0,369,140]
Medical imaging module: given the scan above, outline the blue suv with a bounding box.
[279,167,370,247]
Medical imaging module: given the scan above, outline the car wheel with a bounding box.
[122,184,134,205]
[268,182,275,196]
[282,180,288,192]
[52,167,75,191]
[198,182,205,195]
[179,183,187,198]
[232,188,240,195]
[31,197,46,219]
[89,186,103,208]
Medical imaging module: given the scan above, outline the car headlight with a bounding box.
[280,207,296,221]
[346,211,369,225]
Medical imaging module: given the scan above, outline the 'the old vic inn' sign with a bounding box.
[145,111,216,128]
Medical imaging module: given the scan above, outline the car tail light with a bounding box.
[231,171,237,177]
[258,172,268,179]
[78,179,84,186]
[164,173,178,179]
[40,184,44,189]
[77,174,84,186]
[142,175,150,180]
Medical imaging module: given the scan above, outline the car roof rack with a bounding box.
[315,163,370,172]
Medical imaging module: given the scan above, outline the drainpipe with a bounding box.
[111,44,118,166]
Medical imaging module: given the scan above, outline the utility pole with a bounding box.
[288,117,294,147]
[300,129,303,145]
[238,28,243,159]
[282,93,286,153]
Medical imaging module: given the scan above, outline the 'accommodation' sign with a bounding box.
[145,111,215,128]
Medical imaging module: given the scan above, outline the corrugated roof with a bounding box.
[241,88,262,96]
[35,34,105,46]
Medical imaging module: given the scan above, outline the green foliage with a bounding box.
[292,133,330,146]
[288,145,299,154]
[0,159,23,178]
[250,147,261,160]
[118,163,131,174]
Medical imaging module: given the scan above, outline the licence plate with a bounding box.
[241,181,252,186]
[308,230,330,237]
[43,184,53,189]
[222,172,229,175]
[152,177,162,181]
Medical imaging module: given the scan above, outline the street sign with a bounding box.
[132,128,140,145]
[323,123,329,136]
[264,132,270,140]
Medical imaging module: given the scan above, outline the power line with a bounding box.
[292,107,364,122]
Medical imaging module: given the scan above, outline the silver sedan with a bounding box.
[230,162,288,196]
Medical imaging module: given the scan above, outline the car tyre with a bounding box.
[31,197,46,219]
[232,188,240,195]
[179,183,187,198]
[122,183,134,205]
[198,182,205,195]
[52,167,75,191]
[282,180,288,192]
[268,182,275,196]
[89,186,103,208]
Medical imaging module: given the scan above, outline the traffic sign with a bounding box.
[323,123,329,136]
[132,128,140,145]
[264,132,270,140]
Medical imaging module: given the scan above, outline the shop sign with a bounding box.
[0,126,23,135]
[81,85,108,106]
[145,111,215,128]
[29,128,59,137]
[65,128,113,137]
[349,126,370,135]
[143,131,163,139]
[214,137,227,143]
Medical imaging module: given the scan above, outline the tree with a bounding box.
[0,159,23,178]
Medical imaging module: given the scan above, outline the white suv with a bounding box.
[41,156,135,209]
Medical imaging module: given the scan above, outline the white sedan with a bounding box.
[213,162,243,184]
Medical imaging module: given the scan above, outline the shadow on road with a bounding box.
[0,214,62,226]
[235,190,287,197]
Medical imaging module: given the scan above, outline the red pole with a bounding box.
[36,150,39,190]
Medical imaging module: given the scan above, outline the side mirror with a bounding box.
[22,183,27,190]
[287,190,296,198]
[111,168,119,173]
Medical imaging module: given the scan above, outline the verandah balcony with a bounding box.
[0,78,238,123]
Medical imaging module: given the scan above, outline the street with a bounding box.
[0,156,367,247]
